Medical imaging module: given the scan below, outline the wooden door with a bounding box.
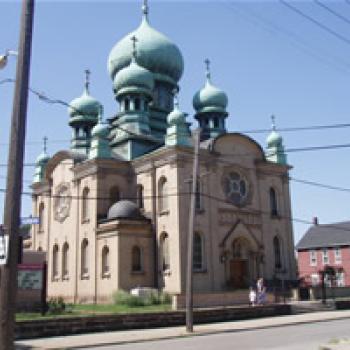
[230,259,247,288]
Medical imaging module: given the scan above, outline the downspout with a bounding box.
[74,179,80,303]
[151,161,158,289]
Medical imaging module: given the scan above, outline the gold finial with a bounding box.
[84,69,90,94]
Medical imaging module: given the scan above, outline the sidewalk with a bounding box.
[16,309,350,350]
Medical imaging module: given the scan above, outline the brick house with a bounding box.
[296,220,350,287]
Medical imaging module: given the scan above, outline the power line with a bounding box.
[222,2,350,74]
[280,0,350,46]
[314,0,350,26]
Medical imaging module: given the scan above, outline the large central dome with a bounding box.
[107,15,184,85]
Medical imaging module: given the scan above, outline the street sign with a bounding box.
[21,216,40,225]
[0,235,9,265]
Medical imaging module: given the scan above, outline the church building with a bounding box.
[30,1,297,305]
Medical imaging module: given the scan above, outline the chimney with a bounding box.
[313,217,319,225]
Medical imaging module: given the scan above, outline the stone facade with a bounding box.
[29,2,297,305]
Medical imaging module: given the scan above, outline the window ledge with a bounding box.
[102,273,111,279]
[194,268,207,274]
[131,270,145,275]
[52,277,59,282]
[62,275,69,281]
[81,274,90,280]
[81,218,90,224]
[158,210,170,216]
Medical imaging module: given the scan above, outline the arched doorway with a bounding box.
[229,237,254,288]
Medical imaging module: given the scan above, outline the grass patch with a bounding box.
[16,303,172,321]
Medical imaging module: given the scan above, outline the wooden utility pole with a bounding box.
[186,128,201,333]
[0,1,35,349]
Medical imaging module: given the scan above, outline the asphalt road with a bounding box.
[82,318,350,350]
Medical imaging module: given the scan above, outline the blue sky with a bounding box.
[0,0,349,244]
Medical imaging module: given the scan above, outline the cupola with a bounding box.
[266,115,287,165]
[33,137,50,183]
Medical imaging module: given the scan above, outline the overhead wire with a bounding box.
[314,0,350,25]
[280,0,350,45]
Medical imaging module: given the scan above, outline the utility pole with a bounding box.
[186,128,201,333]
[0,1,35,349]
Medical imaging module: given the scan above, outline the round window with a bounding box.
[222,171,250,207]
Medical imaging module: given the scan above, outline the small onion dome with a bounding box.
[167,104,186,125]
[193,80,228,114]
[266,129,282,147]
[68,90,101,122]
[107,17,184,85]
[108,200,143,220]
[36,151,50,165]
[91,121,109,139]
[113,58,154,98]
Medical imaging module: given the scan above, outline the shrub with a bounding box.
[113,289,171,307]
[47,297,66,314]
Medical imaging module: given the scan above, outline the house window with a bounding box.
[273,236,282,269]
[124,98,130,111]
[102,246,110,277]
[137,184,144,209]
[81,239,89,278]
[38,202,45,232]
[336,271,345,287]
[158,177,168,213]
[82,187,89,222]
[62,242,69,280]
[132,246,142,272]
[334,248,342,264]
[270,188,278,217]
[52,244,59,280]
[193,232,204,271]
[310,250,317,266]
[134,98,141,110]
[322,249,329,265]
[160,232,170,271]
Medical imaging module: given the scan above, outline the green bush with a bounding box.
[47,297,66,314]
[113,290,171,308]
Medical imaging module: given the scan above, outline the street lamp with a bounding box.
[0,50,18,70]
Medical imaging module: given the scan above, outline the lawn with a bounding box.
[16,303,172,321]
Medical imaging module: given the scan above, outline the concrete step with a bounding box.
[291,301,336,314]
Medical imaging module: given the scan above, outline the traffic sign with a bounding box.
[0,235,9,265]
[21,216,40,225]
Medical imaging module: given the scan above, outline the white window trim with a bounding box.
[309,250,317,266]
[322,249,329,265]
[334,248,342,264]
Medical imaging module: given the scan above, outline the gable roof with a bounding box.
[296,221,350,250]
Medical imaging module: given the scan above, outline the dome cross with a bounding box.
[131,35,138,61]
[271,115,276,131]
[84,69,91,94]
[205,58,211,82]
[43,136,48,154]
[142,0,149,20]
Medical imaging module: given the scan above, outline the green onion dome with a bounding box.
[36,151,50,165]
[266,130,282,147]
[113,57,154,98]
[107,16,184,85]
[193,79,228,114]
[68,89,101,125]
[167,102,186,125]
[92,107,109,138]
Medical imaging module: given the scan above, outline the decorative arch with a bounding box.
[270,187,278,216]
[131,246,143,272]
[82,187,89,221]
[38,202,45,232]
[158,176,168,212]
[52,244,59,279]
[81,239,89,278]
[193,232,205,271]
[62,242,69,279]
[160,232,170,271]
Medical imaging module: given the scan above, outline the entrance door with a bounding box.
[230,259,248,288]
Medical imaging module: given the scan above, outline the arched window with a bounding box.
[124,98,130,111]
[273,236,282,269]
[102,246,110,276]
[132,246,143,272]
[82,187,89,221]
[193,232,204,271]
[38,202,45,232]
[62,242,69,279]
[134,98,141,110]
[213,117,219,128]
[110,186,120,207]
[81,239,89,278]
[158,177,168,212]
[160,233,170,271]
[52,244,59,280]
[195,179,202,210]
[137,184,144,209]
[270,188,278,216]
